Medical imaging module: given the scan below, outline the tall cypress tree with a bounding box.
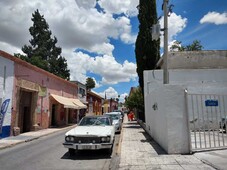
[135,0,160,121]
[21,9,70,80]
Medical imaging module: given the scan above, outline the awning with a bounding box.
[51,94,87,109]
[72,99,87,109]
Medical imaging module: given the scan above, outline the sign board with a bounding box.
[38,86,47,97]
[205,100,218,107]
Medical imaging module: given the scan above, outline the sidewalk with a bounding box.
[0,125,76,150]
[118,116,227,170]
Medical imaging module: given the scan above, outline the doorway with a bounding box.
[19,90,32,133]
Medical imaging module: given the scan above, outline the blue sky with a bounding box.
[0,0,227,102]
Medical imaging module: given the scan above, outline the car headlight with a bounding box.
[101,136,111,142]
[65,136,75,142]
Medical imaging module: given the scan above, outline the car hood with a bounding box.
[65,126,114,136]
[112,120,119,125]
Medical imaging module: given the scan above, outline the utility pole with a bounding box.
[163,0,169,84]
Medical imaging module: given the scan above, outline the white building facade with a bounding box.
[0,56,14,138]
[144,51,227,154]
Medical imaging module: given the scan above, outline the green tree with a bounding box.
[85,77,95,91]
[170,40,203,51]
[14,53,48,70]
[16,9,70,80]
[125,87,144,115]
[185,40,203,51]
[135,0,160,121]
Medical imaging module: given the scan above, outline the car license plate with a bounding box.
[82,145,92,149]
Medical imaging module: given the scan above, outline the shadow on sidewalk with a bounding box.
[123,121,141,129]
[124,121,167,155]
[140,131,167,155]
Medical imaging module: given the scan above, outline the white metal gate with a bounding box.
[187,93,227,151]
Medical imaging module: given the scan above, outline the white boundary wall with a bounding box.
[0,55,14,137]
[144,69,227,154]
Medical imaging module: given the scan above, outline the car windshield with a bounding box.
[106,114,120,120]
[79,117,111,126]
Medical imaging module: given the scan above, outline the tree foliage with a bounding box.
[85,77,95,91]
[15,9,70,80]
[170,40,203,51]
[125,87,144,112]
[135,0,160,94]
[135,0,160,122]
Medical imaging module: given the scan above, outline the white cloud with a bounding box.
[68,51,137,85]
[98,87,128,102]
[116,16,137,44]
[200,11,227,25]
[0,0,137,87]
[120,93,128,102]
[98,0,139,17]
[159,13,187,47]
[90,43,114,56]
[0,42,24,55]
[98,87,118,99]
[74,0,96,9]
[0,0,136,54]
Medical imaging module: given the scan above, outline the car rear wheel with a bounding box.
[68,148,75,156]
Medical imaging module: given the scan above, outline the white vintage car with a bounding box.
[63,115,115,155]
[104,112,122,133]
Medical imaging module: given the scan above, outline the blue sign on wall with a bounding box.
[0,99,10,134]
[205,100,218,107]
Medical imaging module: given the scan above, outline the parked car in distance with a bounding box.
[113,110,124,118]
[220,115,227,133]
[123,110,129,114]
[104,112,122,133]
[63,115,115,155]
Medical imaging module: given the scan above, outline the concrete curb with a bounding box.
[116,121,124,156]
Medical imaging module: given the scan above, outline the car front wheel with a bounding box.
[107,145,113,156]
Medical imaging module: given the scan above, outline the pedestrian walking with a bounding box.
[127,110,134,121]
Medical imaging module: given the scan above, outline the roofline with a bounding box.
[70,80,86,87]
[0,50,77,88]
[87,90,103,99]
[156,50,227,68]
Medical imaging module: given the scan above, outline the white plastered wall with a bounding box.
[0,56,14,133]
[144,69,227,154]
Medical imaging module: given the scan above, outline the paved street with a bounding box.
[0,128,120,170]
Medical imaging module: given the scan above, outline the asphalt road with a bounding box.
[0,129,120,170]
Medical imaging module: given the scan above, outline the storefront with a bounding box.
[50,94,87,126]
